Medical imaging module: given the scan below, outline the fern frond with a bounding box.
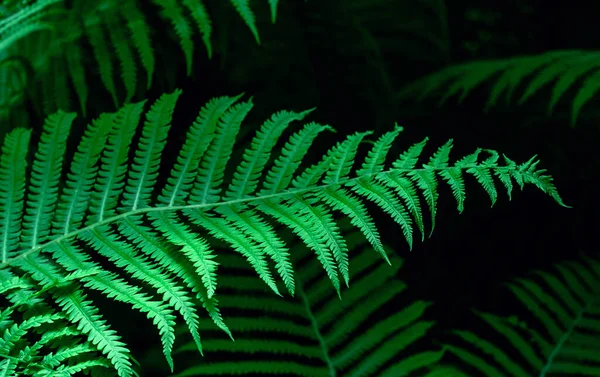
[398,49,600,126]
[445,256,600,376]
[0,89,566,376]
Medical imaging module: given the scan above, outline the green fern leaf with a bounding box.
[159,94,243,206]
[351,178,415,249]
[149,212,219,299]
[22,111,75,249]
[123,90,181,211]
[52,110,112,236]
[0,89,567,376]
[258,122,334,195]
[316,187,388,264]
[191,99,254,204]
[0,128,30,262]
[357,124,403,176]
[225,109,314,202]
[88,102,146,222]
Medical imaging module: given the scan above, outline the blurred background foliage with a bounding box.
[0,0,597,376]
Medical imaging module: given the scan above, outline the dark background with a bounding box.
[2,0,598,375]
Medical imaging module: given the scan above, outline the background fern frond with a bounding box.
[0,0,279,122]
[444,256,600,376]
[397,49,600,126]
[170,230,444,377]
